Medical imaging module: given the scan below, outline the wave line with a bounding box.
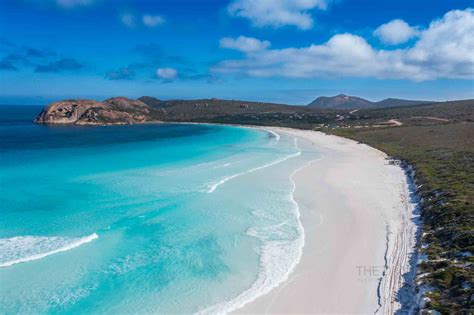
[207,151,301,193]
[0,233,99,268]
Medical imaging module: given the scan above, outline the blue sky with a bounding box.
[0,0,473,105]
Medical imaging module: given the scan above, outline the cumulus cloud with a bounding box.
[121,13,165,28]
[104,44,189,81]
[1,50,45,67]
[374,19,419,45]
[220,36,271,53]
[0,46,56,71]
[105,67,135,80]
[228,0,329,30]
[120,13,136,28]
[213,8,474,81]
[142,15,165,27]
[35,58,83,73]
[156,68,177,80]
[56,0,93,8]
[405,9,474,79]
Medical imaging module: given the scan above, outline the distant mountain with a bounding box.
[308,94,373,109]
[308,94,432,109]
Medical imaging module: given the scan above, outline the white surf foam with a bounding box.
[198,154,322,314]
[207,151,301,193]
[263,129,280,142]
[213,163,232,169]
[0,233,99,268]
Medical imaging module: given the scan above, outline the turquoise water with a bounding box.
[0,106,318,314]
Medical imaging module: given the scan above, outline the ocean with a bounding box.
[0,105,318,314]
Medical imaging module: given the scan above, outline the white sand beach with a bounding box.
[237,127,419,314]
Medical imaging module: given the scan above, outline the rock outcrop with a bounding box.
[34,97,163,125]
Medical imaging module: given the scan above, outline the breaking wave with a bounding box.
[207,151,301,193]
[0,233,99,268]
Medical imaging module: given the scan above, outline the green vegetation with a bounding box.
[161,98,473,313]
[329,120,473,314]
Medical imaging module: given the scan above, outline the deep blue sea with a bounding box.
[0,105,318,314]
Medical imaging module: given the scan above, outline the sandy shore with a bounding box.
[237,127,418,314]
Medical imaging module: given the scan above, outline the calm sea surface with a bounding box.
[0,105,318,314]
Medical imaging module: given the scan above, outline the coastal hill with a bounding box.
[35,96,462,129]
[35,96,468,129]
[35,95,467,129]
[308,94,431,109]
[34,97,164,125]
[35,96,339,126]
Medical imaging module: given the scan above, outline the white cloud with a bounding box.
[406,9,474,78]
[213,8,474,81]
[220,36,271,53]
[121,13,165,28]
[156,68,178,80]
[228,0,329,30]
[120,13,136,28]
[142,15,165,27]
[56,0,93,8]
[374,19,418,45]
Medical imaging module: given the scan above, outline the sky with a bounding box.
[0,0,473,105]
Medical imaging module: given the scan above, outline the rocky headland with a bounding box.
[34,97,164,125]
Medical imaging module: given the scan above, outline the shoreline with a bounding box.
[234,127,419,314]
[198,128,311,315]
[25,119,421,312]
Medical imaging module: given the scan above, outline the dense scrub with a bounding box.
[331,123,474,313]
